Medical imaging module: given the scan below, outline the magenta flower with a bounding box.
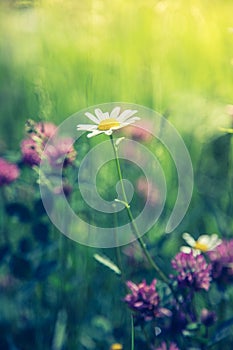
[171,251,212,291]
[34,122,57,139]
[207,240,233,285]
[21,121,57,166]
[124,279,171,322]
[21,138,41,166]
[136,177,160,205]
[123,120,153,142]
[21,121,76,168]
[45,137,76,168]
[0,158,20,186]
[154,342,179,350]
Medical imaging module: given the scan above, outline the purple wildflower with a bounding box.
[21,121,57,166]
[45,137,76,168]
[124,279,171,322]
[136,177,160,205]
[0,158,20,186]
[21,138,41,166]
[207,240,233,285]
[21,121,77,168]
[34,122,57,139]
[153,341,179,350]
[171,251,212,291]
[123,120,153,142]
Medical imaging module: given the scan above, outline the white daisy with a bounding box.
[77,107,140,138]
[181,232,222,255]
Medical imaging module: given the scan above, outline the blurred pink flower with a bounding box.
[123,120,153,142]
[21,121,77,168]
[0,158,20,186]
[21,138,41,166]
[122,242,145,268]
[45,137,76,168]
[21,121,57,166]
[136,177,160,205]
[34,122,57,139]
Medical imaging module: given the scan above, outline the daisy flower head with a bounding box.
[77,107,140,138]
[181,232,222,255]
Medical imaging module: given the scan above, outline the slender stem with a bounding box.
[113,204,127,288]
[227,134,233,219]
[131,315,135,350]
[109,135,169,285]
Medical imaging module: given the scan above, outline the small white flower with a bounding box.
[77,107,140,138]
[181,232,222,255]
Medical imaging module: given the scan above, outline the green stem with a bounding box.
[227,134,233,219]
[131,315,135,350]
[113,204,127,288]
[109,135,169,285]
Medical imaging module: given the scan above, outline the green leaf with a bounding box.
[93,254,121,275]
[186,322,200,331]
[52,310,67,350]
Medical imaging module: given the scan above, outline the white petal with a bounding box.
[94,108,109,120]
[85,112,100,124]
[121,117,140,125]
[208,234,222,249]
[198,235,211,245]
[110,107,121,119]
[180,246,201,256]
[182,233,196,247]
[87,130,103,138]
[77,124,98,131]
[110,125,123,130]
[117,110,138,122]
[180,246,192,254]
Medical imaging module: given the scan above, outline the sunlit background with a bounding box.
[0,0,232,147]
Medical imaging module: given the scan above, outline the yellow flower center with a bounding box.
[98,118,120,131]
[110,344,123,350]
[194,241,208,252]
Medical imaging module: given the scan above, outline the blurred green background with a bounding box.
[0,0,232,148]
[1,0,233,349]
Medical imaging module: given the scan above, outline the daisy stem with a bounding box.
[109,135,169,285]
